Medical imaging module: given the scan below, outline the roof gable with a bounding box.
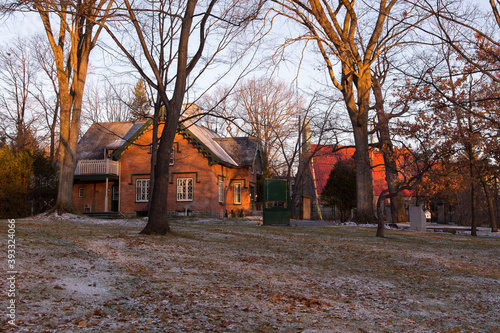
[111,119,153,160]
[213,137,261,167]
[179,119,239,167]
[77,121,147,160]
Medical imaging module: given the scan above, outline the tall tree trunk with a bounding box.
[55,149,76,212]
[53,90,86,213]
[345,65,375,222]
[470,180,477,236]
[376,191,387,237]
[141,106,179,235]
[54,93,77,213]
[352,125,374,222]
[372,77,408,224]
[36,0,110,215]
[141,0,198,234]
[469,160,477,236]
[141,138,172,235]
[478,172,498,232]
[52,38,91,214]
[148,99,162,204]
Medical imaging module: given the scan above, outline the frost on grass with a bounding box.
[1,215,499,332]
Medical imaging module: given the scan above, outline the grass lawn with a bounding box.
[1,215,499,332]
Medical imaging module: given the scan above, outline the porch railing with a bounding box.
[75,159,119,176]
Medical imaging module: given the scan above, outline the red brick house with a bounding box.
[72,118,263,217]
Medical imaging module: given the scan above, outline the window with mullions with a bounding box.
[177,178,194,201]
[136,179,150,202]
[234,182,242,205]
[218,180,224,203]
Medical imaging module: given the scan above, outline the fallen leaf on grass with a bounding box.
[93,308,107,317]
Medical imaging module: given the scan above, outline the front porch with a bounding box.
[74,159,120,213]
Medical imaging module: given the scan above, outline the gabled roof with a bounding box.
[77,118,260,168]
[179,119,239,167]
[77,121,147,160]
[214,137,261,167]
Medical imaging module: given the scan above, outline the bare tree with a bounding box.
[398,37,499,234]
[271,0,421,224]
[0,38,39,152]
[83,80,131,124]
[371,56,409,236]
[198,86,241,135]
[103,0,265,234]
[413,0,500,83]
[1,0,115,213]
[206,77,304,177]
[28,34,61,162]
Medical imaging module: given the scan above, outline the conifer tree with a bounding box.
[321,158,357,223]
[129,79,151,121]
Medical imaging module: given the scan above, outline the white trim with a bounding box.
[177,178,194,202]
[136,179,150,202]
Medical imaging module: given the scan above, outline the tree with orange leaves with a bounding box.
[398,34,499,234]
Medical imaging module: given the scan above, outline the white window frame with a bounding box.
[234,182,242,205]
[136,179,150,202]
[78,187,84,198]
[177,178,194,202]
[218,180,225,204]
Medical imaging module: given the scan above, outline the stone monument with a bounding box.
[410,206,427,232]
